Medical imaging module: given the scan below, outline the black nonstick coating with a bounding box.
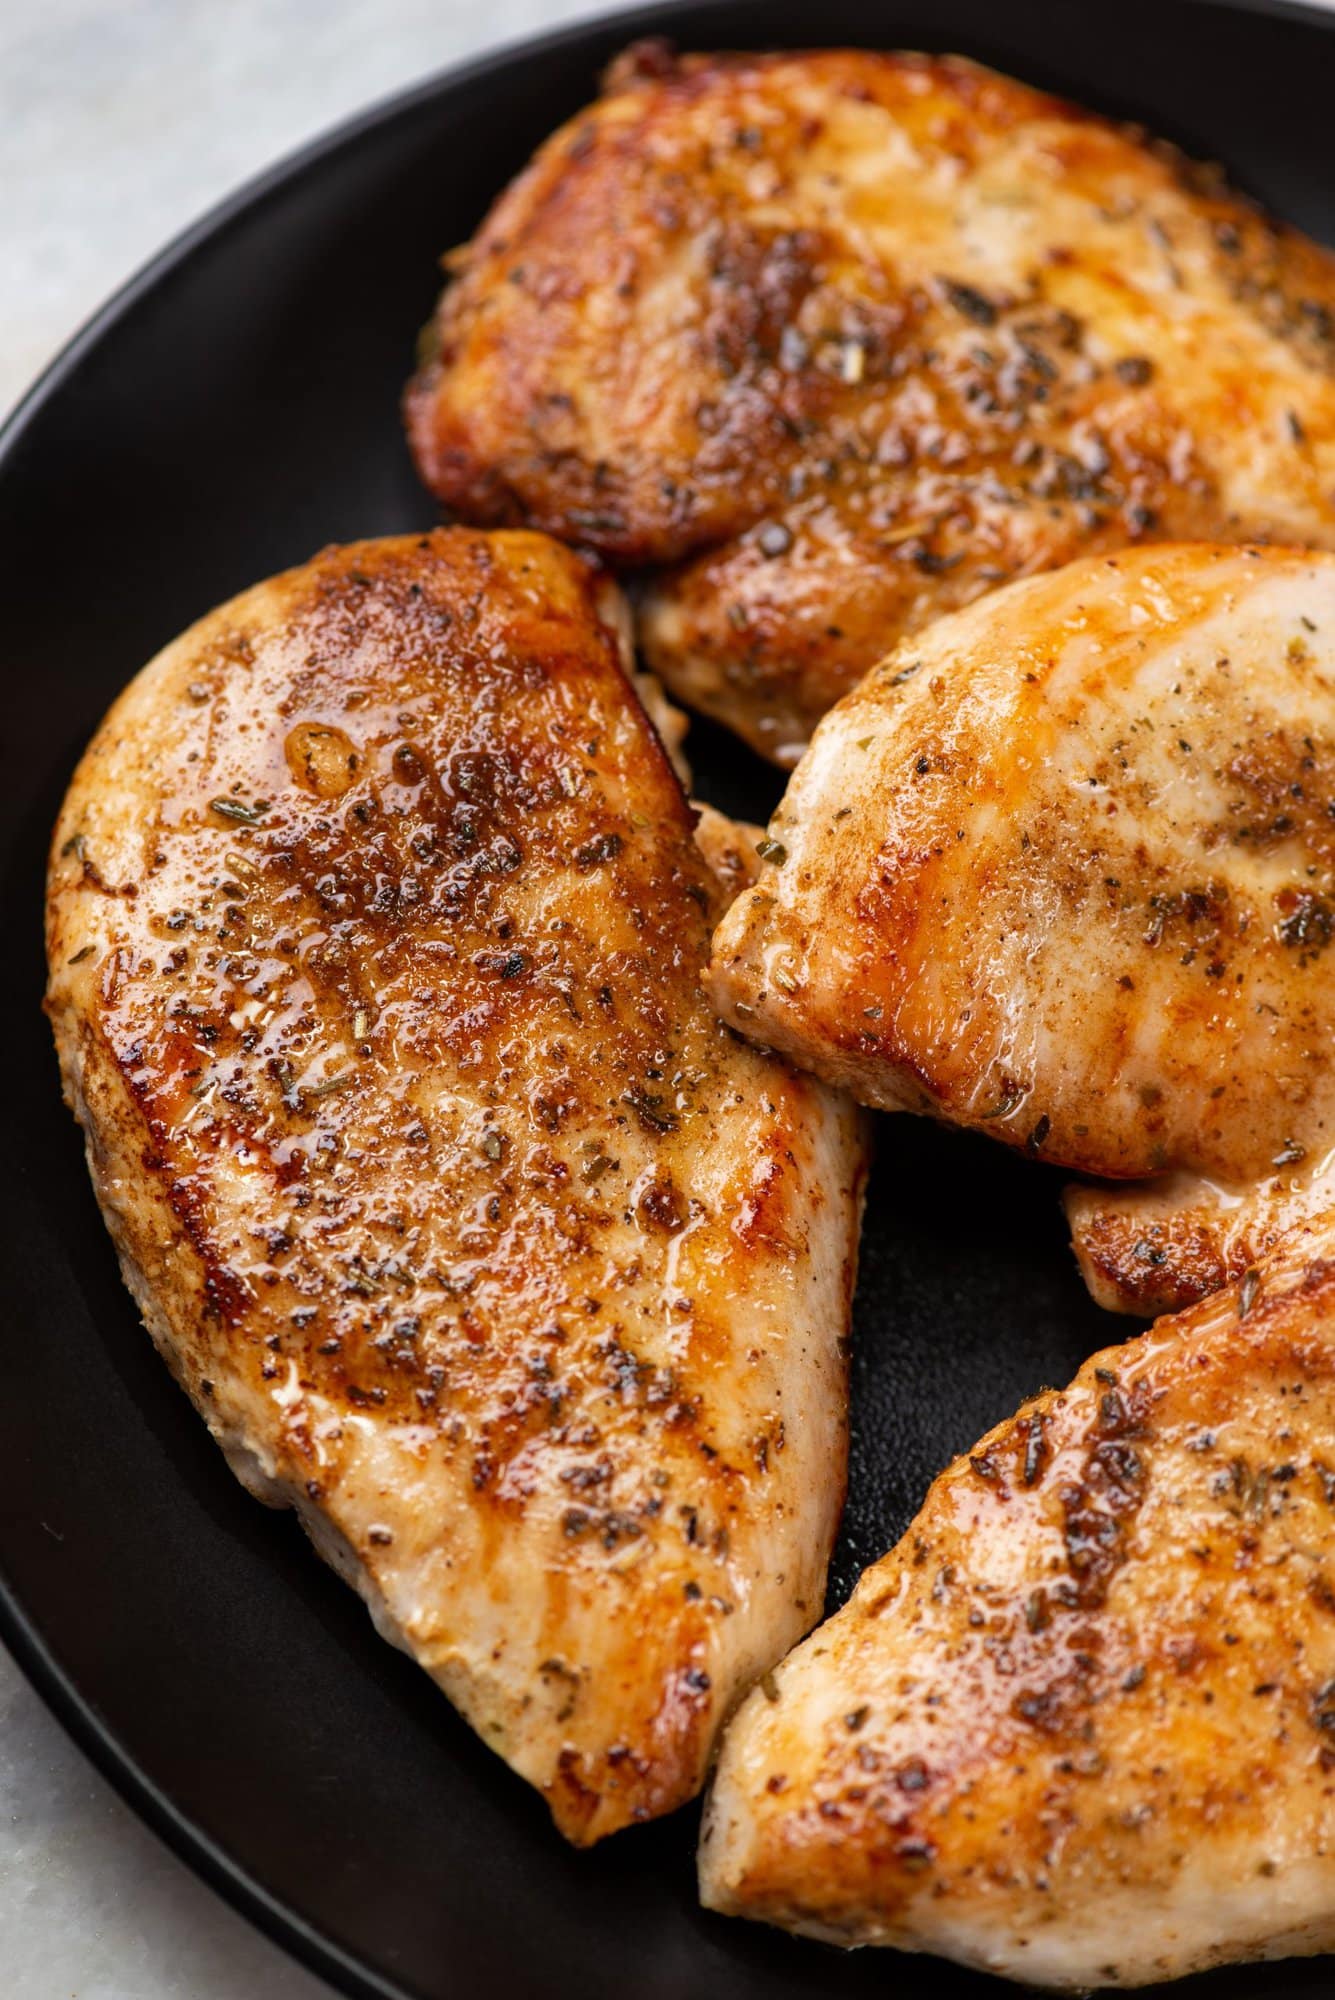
[3,2,1334,1994]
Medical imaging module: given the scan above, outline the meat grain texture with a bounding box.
[45,528,866,1842]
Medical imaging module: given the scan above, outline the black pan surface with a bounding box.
[3,2,1334,1994]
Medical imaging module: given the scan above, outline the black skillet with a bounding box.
[2,1,1334,1993]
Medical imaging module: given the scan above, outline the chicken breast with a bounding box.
[405,45,1335,765]
[45,527,866,1844]
[709,543,1335,1314]
[1065,1158,1335,1318]
[701,1218,1335,1987]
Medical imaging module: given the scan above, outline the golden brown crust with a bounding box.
[1066,1183,1240,1315]
[702,1232,1335,1985]
[709,544,1335,1312]
[45,528,867,1841]
[1065,1154,1335,1317]
[406,48,1335,761]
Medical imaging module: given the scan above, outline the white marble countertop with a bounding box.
[0,6,629,1993]
[5,1,1334,1994]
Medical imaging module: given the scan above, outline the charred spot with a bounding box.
[894,1838,936,1872]
[1058,1378,1151,1609]
[1276,888,1334,957]
[392,741,427,784]
[700,220,826,381]
[600,1511,645,1550]
[574,830,623,871]
[637,1178,686,1232]
[1010,1631,1104,1740]
[560,1457,612,1491]
[476,949,532,981]
[1143,882,1229,949]
[1312,1574,1335,1618]
[911,547,963,577]
[1313,1676,1335,1740]
[623,1085,679,1134]
[938,277,998,326]
[599,1337,651,1400]
[594,1338,688,1417]
[1018,1411,1049,1487]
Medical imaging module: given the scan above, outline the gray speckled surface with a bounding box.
[0,5,626,1993]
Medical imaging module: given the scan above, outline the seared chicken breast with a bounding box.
[709,543,1335,1314]
[1066,1158,1335,1318]
[45,528,866,1843]
[405,45,1335,764]
[701,1218,1335,1987]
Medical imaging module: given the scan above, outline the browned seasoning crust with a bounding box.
[708,543,1335,1315]
[1063,1167,1335,1318]
[702,1231,1335,1986]
[406,46,1335,763]
[45,527,866,1843]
